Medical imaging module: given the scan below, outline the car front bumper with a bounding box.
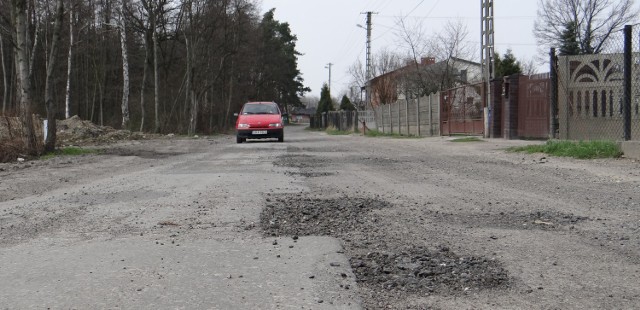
[236,128,283,139]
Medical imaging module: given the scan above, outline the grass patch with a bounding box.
[450,137,484,143]
[508,140,622,159]
[364,129,421,139]
[41,146,97,160]
[305,126,323,131]
[326,128,352,135]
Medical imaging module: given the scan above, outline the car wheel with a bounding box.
[278,135,284,143]
[236,136,244,144]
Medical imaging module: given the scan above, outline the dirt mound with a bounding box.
[0,137,25,163]
[57,116,146,146]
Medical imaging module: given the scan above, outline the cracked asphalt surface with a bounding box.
[1,125,639,309]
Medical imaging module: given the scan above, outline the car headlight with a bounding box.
[269,123,282,128]
[237,123,250,128]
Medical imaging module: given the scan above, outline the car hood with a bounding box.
[237,114,282,126]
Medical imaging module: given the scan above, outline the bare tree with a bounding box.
[11,0,38,154]
[118,0,130,129]
[534,0,639,54]
[0,33,8,114]
[394,18,476,96]
[137,0,170,133]
[347,47,402,105]
[64,4,74,119]
[521,57,539,76]
[44,0,64,152]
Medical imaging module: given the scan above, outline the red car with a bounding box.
[235,102,284,143]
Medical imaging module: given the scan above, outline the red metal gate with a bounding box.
[517,74,550,138]
[441,83,485,135]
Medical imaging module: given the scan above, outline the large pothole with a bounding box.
[259,194,510,302]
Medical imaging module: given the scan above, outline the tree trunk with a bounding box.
[12,0,38,155]
[224,57,234,129]
[119,0,130,129]
[44,0,64,152]
[185,34,192,134]
[1,34,8,114]
[139,37,149,132]
[64,7,74,119]
[28,11,40,86]
[153,25,160,133]
[189,90,197,135]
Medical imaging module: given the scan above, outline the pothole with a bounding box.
[431,209,589,230]
[100,148,184,159]
[259,194,510,299]
[351,246,508,294]
[274,154,326,169]
[260,196,389,237]
[284,171,337,177]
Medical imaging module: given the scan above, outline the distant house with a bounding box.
[369,57,482,107]
[290,107,316,124]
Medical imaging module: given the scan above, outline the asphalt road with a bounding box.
[1,125,639,309]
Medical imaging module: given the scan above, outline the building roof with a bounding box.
[371,57,481,83]
[290,107,316,115]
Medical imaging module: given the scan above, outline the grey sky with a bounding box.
[259,0,541,98]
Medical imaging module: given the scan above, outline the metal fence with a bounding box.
[441,84,484,136]
[555,25,640,141]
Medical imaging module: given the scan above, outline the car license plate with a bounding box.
[252,130,267,135]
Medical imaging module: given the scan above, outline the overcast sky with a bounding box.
[258,0,543,99]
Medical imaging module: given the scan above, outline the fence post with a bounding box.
[429,94,433,136]
[354,110,358,132]
[416,96,421,136]
[389,104,392,133]
[397,101,401,135]
[381,105,385,133]
[549,48,559,139]
[623,25,632,141]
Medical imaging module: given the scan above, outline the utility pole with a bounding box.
[361,11,376,111]
[481,0,494,138]
[325,62,333,92]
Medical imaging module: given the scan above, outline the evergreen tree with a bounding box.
[257,9,310,108]
[316,83,334,116]
[559,21,581,56]
[339,95,356,111]
[494,49,522,78]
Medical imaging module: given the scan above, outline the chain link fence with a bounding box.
[555,25,640,141]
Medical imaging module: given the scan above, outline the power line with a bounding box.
[377,15,535,20]
[372,0,440,42]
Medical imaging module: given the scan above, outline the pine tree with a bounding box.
[316,83,334,116]
[559,21,581,55]
[339,95,355,111]
[494,49,522,78]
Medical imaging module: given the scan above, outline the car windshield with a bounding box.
[242,104,279,115]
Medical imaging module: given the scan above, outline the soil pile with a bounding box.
[57,116,146,146]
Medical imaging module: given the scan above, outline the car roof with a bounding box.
[245,101,277,105]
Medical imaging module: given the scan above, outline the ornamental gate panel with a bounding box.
[518,74,550,139]
[441,83,484,135]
